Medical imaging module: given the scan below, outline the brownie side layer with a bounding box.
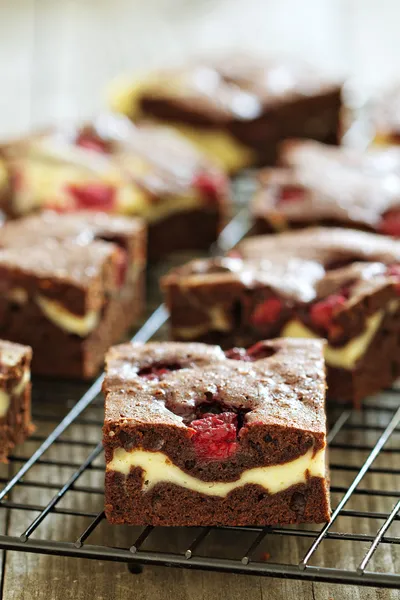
[140,88,341,169]
[0,383,33,462]
[147,207,225,262]
[0,342,33,462]
[165,290,400,406]
[167,296,400,408]
[103,340,329,526]
[0,274,144,380]
[105,470,330,526]
[103,420,323,483]
[328,303,400,406]
[252,216,377,237]
[0,213,146,379]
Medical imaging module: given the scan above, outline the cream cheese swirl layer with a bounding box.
[107,447,326,497]
[0,368,31,417]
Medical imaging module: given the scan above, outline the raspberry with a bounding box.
[192,172,227,203]
[75,131,110,154]
[115,248,128,287]
[226,342,276,362]
[225,347,252,361]
[250,298,282,327]
[310,294,347,330]
[66,183,116,211]
[138,363,182,381]
[246,341,277,360]
[277,185,305,203]
[190,412,238,460]
[378,209,400,237]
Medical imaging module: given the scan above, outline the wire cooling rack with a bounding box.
[0,209,398,589]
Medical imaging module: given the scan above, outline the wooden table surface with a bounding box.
[0,1,400,598]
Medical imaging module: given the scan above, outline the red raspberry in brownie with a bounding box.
[163,228,400,408]
[190,412,238,460]
[224,347,251,361]
[0,211,146,380]
[192,171,227,203]
[250,297,282,327]
[225,341,277,362]
[138,363,182,381]
[310,293,347,330]
[75,130,111,154]
[66,183,116,211]
[0,116,230,260]
[378,209,400,237]
[277,185,305,204]
[103,339,330,527]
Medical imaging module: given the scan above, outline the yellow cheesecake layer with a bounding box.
[36,295,100,337]
[11,153,206,223]
[0,368,30,417]
[108,76,255,173]
[160,124,255,173]
[107,446,326,497]
[173,301,399,370]
[281,303,399,370]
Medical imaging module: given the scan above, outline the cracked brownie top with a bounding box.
[252,140,400,234]
[103,339,326,435]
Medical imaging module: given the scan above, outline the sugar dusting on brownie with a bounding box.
[253,140,400,232]
[0,210,146,379]
[163,227,400,407]
[104,339,326,449]
[103,339,330,527]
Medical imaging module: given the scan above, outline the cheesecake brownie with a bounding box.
[0,211,146,379]
[0,114,229,260]
[0,340,33,462]
[251,139,400,237]
[103,339,330,527]
[371,84,400,146]
[109,55,342,173]
[162,227,400,406]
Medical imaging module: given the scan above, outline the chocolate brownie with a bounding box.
[108,54,342,173]
[371,84,400,146]
[0,211,146,379]
[0,340,33,462]
[103,339,330,527]
[162,227,400,406]
[251,139,400,237]
[0,114,229,261]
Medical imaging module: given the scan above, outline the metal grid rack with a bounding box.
[0,211,398,589]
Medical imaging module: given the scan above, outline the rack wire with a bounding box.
[0,209,398,589]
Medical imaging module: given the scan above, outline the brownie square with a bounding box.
[109,54,342,172]
[0,340,33,462]
[0,114,229,260]
[0,211,146,379]
[103,339,330,527]
[162,227,400,407]
[250,139,400,237]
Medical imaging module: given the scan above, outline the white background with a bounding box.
[0,0,399,136]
